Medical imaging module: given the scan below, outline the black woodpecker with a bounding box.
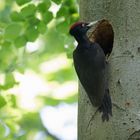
[69,21,113,121]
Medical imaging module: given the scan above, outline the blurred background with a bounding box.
[0,0,79,139]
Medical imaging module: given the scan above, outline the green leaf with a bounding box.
[69,5,78,14]
[37,21,46,34]
[48,67,74,82]
[51,0,62,4]
[40,94,77,106]
[63,0,75,5]
[57,6,69,17]
[56,21,69,34]
[9,94,17,108]
[0,123,7,139]
[0,96,7,108]
[4,23,22,40]
[27,16,40,25]
[2,41,11,48]
[3,73,16,89]
[70,13,79,23]
[26,26,39,42]
[42,11,53,24]
[20,4,36,18]
[45,29,64,52]
[19,112,44,130]
[17,64,25,74]
[42,97,60,106]
[10,11,24,21]
[14,35,27,48]
[0,6,11,23]
[37,1,51,13]
[64,94,77,103]
[64,36,75,58]
[65,46,73,58]
[16,0,31,6]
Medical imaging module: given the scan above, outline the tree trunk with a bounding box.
[78,0,140,139]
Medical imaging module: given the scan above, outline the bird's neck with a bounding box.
[75,34,90,47]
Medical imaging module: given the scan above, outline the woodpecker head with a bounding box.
[69,21,98,42]
[69,21,98,36]
[69,19,114,57]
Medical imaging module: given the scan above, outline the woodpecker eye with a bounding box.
[81,23,85,27]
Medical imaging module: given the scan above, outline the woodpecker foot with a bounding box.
[99,89,112,122]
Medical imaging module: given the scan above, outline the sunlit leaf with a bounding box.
[69,5,78,14]
[37,21,46,34]
[57,6,69,17]
[17,64,25,74]
[42,11,53,24]
[26,26,39,42]
[0,123,6,139]
[14,35,27,48]
[16,0,31,6]
[65,46,73,58]
[4,23,22,40]
[51,0,62,4]
[0,6,11,22]
[3,73,16,89]
[56,21,69,34]
[70,13,79,23]
[9,94,17,108]
[27,16,40,25]
[37,1,51,13]
[5,60,17,73]
[20,4,36,18]
[45,29,65,53]
[40,94,77,105]
[2,41,11,48]
[19,112,43,130]
[42,97,60,106]
[64,94,77,103]
[0,96,7,108]
[47,67,74,82]
[10,11,24,21]
[47,136,55,140]
[6,122,21,138]
[63,0,75,5]
[64,36,75,58]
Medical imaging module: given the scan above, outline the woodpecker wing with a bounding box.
[73,42,106,106]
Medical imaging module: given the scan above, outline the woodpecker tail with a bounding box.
[99,89,112,122]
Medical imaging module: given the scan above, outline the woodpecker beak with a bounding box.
[87,20,98,28]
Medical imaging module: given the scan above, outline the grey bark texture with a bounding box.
[78,0,140,140]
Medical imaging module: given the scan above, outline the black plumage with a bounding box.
[69,21,112,121]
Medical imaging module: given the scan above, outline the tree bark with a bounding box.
[78,0,140,139]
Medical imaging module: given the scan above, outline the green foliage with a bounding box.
[9,94,17,107]
[10,11,24,21]
[41,94,78,106]
[26,26,39,42]
[37,1,51,12]
[51,0,62,4]
[16,0,31,6]
[37,21,46,34]
[0,0,79,139]
[42,11,53,24]
[2,73,16,89]
[0,96,7,108]
[4,23,22,40]
[20,4,36,18]
[14,35,27,48]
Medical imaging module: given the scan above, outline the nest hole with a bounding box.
[87,19,114,57]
